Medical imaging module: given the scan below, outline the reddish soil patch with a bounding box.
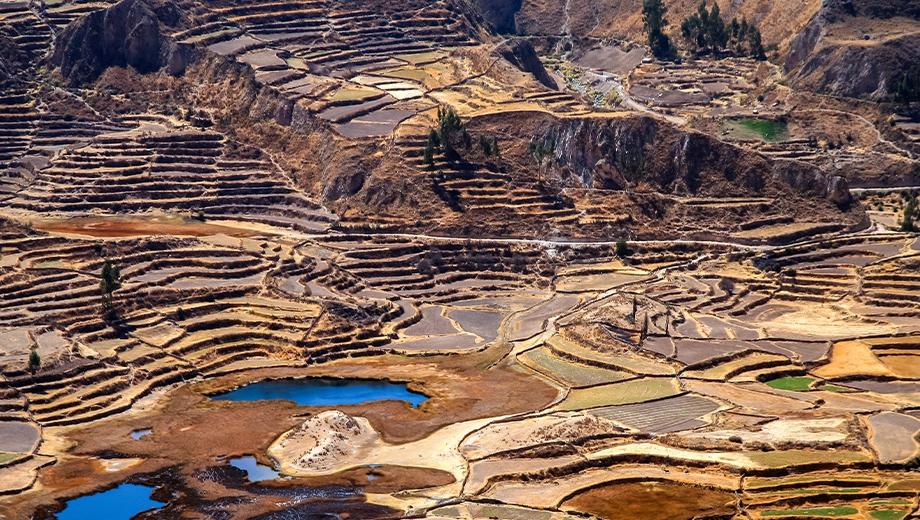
[563,481,737,520]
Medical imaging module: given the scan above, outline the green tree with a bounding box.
[894,66,920,104]
[902,196,918,232]
[480,135,493,156]
[616,239,629,257]
[424,129,439,167]
[439,108,464,154]
[28,350,41,375]
[100,259,121,310]
[708,2,728,51]
[642,0,673,59]
[747,25,766,60]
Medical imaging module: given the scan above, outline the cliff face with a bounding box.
[473,0,521,33]
[485,112,851,206]
[784,0,920,100]
[494,39,558,90]
[50,0,186,86]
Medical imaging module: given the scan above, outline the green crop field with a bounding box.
[722,119,790,142]
[870,510,908,520]
[766,376,815,391]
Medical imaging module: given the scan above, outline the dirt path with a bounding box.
[800,108,916,160]
[612,77,688,126]
[304,232,767,251]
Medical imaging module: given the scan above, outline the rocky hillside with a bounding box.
[475,0,820,59]
[784,0,920,100]
[0,0,868,244]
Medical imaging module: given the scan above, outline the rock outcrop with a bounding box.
[486,112,852,206]
[494,39,558,90]
[50,0,184,85]
[785,0,920,100]
[473,0,521,34]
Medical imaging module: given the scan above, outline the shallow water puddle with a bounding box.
[229,456,285,482]
[56,483,164,520]
[130,429,151,440]
[210,378,428,407]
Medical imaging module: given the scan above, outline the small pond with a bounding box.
[210,377,428,407]
[130,429,151,440]
[56,483,164,520]
[229,456,284,482]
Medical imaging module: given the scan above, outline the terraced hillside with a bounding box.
[1,0,920,517]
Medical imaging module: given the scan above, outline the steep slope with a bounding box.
[497,0,820,59]
[784,0,920,100]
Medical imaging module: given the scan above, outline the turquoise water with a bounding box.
[229,456,283,482]
[56,483,164,520]
[210,378,428,407]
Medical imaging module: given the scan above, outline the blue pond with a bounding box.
[229,456,283,482]
[56,483,163,520]
[130,429,151,440]
[210,378,428,407]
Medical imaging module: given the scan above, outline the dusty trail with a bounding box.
[800,108,916,160]
[304,232,768,251]
[611,77,688,126]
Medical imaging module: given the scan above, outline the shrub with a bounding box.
[28,350,41,374]
[615,239,628,257]
[417,258,434,276]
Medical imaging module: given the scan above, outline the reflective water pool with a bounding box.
[229,456,284,482]
[56,483,164,520]
[210,378,427,407]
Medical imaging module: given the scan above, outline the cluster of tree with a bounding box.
[893,66,920,105]
[424,107,472,167]
[642,0,765,60]
[424,108,501,167]
[680,1,765,59]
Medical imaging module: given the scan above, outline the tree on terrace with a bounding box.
[28,350,41,375]
[100,259,121,311]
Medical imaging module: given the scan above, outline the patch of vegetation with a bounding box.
[766,376,815,391]
[893,66,920,105]
[819,384,855,393]
[722,119,789,142]
[0,452,24,465]
[870,511,908,520]
[681,2,765,59]
[761,507,859,517]
[529,138,556,162]
[424,107,475,167]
